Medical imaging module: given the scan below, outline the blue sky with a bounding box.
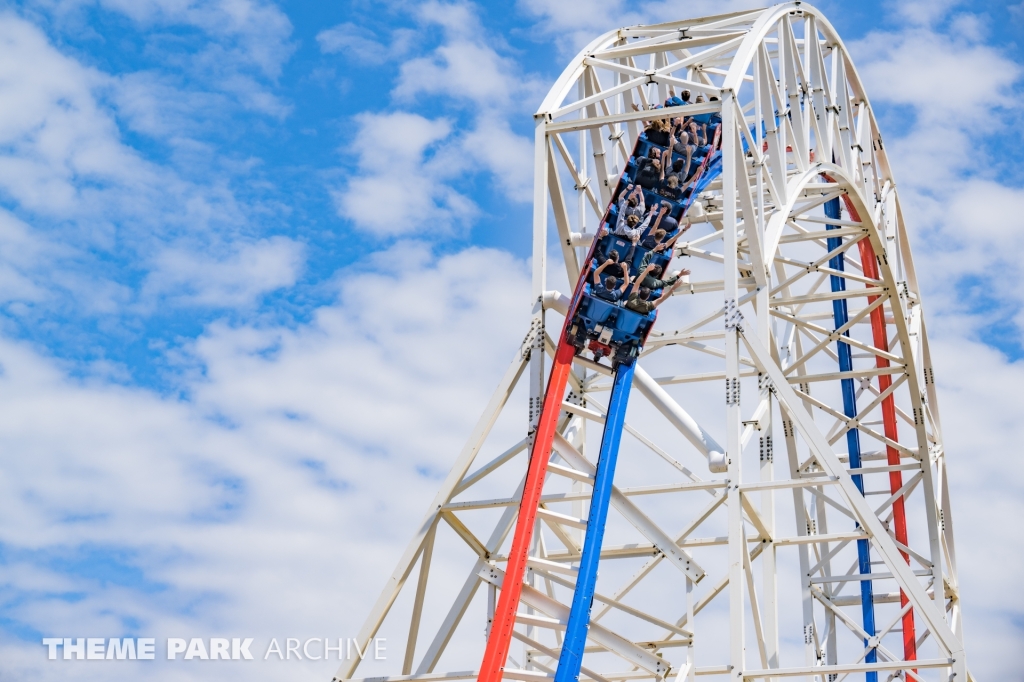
[3,0,1023,383]
[0,0,1022,680]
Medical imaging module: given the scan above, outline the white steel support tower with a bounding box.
[333,5,972,682]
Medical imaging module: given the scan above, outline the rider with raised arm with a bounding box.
[615,192,659,244]
[636,262,689,291]
[615,183,644,225]
[623,276,686,315]
[669,124,693,180]
[591,258,632,303]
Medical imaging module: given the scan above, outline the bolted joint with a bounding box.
[724,297,744,331]
[725,377,741,406]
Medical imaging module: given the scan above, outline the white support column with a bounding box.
[686,577,696,682]
[722,88,746,682]
[530,115,551,436]
[758,289,778,675]
[523,114,551,676]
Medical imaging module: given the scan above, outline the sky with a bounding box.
[0,0,1021,680]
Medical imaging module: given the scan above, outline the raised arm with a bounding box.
[631,103,651,128]
[592,259,612,286]
[658,224,691,254]
[627,265,654,300]
[633,185,646,213]
[617,183,634,207]
[651,203,669,234]
[644,203,660,226]
[619,268,633,295]
[651,279,686,308]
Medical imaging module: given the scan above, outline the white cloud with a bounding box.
[850,23,1024,320]
[0,14,157,218]
[23,0,295,124]
[890,0,967,26]
[393,0,544,113]
[327,1,542,221]
[190,243,530,457]
[0,12,254,233]
[0,243,531,680]
[926,335,1024,677]
[142,236,305,307]
[459,117,533,202]
[213,71,293,119]
[0,3,1017,680]
[110,71,231,141]
[333,111,476,236]
[395,40,528,107]
[32,0,295,78]
[0,11,308,318]
[317,21,416,64]
[854,28,1021,123]
[0,209,56,306]
[318,21,386,60]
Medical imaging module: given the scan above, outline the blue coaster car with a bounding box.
[560,125,722,369]
[566,287,655,367]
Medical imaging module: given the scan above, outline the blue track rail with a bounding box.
[825,196,877,681]
[554,362,635,682]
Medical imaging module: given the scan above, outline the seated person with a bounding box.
[641,204,673,245]
[643,119,672,147]
[594,221,641,261]
[635,146,668,175]
[624,278,687,315]
[688,120,708,151]
[601,249,627,279]
[659,174,683,201]
[657,211,680,237]
[616,183,645,226]
[637,262,690,290]
[638,221,690,271]
[592,258,632,303]
[614,205,657,243]
[661,218,692,250]
[683,153,705,182]
[665,88,689,108]
[665,157,689,186]
[641,228,667,250]
[635,154,665,190]
[670,125,694,173]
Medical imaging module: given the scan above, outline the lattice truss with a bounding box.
[334,5,971,682]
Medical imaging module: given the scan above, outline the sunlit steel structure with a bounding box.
[333,5,972,682]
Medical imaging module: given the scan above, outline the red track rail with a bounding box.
[477,341,577,682]
[844,195,918,663]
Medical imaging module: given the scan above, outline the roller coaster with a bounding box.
[333,5,973,682]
